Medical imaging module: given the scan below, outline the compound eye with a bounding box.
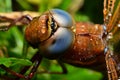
[46,9,75,39]
[50,9,74,28]
[39,27,75,59]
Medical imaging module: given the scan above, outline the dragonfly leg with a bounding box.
[105,50,118,80]
[0,15,32,31]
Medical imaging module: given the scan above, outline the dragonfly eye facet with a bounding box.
[50,9,74,28]
[39,27,75,59]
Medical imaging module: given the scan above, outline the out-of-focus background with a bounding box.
[0,0,104,80]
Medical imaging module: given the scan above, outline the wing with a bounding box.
[104,0,120,80]
[103,0,120,33]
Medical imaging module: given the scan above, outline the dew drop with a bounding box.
[41,27,46,34]
[107,33,113,39]
[118,24,120,27]
[95,25,98,30]
[90,38,92,41]
[108,13,112,17]
[77,40,81,44]
[73,46,76,50]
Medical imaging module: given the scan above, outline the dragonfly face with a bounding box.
[25,9,75,59]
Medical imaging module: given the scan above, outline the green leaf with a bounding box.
[10,58,32,67]
[0,58,32,67]
[0,58,12,67]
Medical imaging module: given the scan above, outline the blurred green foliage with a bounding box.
[0,0,104,80]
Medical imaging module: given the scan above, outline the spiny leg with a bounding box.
[16,54,67,80]
[0,64,26,79]
[105,50,118,80]
[15,51,43,80]
[25,52,43,79]
[104,1,120,79]
[0,15,32,31]
[104,0,120,34]
[108,1,120,34]
[103,0,116,26]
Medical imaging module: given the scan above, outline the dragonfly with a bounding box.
[0,0,119,80]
